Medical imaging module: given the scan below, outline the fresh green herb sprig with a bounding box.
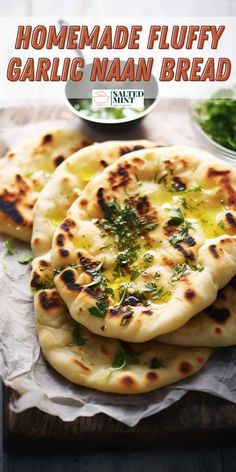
[169,220,195,246]
[73,326,86,345]
[112,345,140,369]
[149,357,165,369]
[195,94,236,152]
[144,282,170,301]
[171,263,204,282]
[18,253,33,265]
[4,239,15,255]
[100,199,158,268]
[89,299,108,319]
[165,207,195,246]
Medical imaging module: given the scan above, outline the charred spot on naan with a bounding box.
[225,212,236,232]
[39,290,63,311]
[205,305,231,323]
[108,162,132,190]
[59,269,82,292]
[39,259,50,268]
[0,175,33,227]
[184,288,196,301]
[146,371,159,381]
[215,327,222,334]
[41,133,53,145]
[71,358,91,372]
[120,375,136,387]
[56,234,65,247]
[59,248,70,258]
[100,159,108,168]
[80,198,88,207]
[207,167,236,208]
[173,243,195,261]
[208,244,220,258]
[54,155,65,167]
[60,218,76,232]
[97,188,107,212]
[119,144,146,156]
[196,355,205,364]
[30,270,41,289]
[78,253,98,275]
[178,360,192,375]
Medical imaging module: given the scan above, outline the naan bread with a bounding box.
[32,140,156,257]
[33,255,212,394]
[158,277,236,347]
[50,146,236,342]
[0,129,90,241]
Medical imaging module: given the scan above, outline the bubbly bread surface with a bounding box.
[48,146,236,342]
[0,128,90,241]
[32,140,156,256]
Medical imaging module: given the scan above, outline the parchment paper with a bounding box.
[0,104,236,427]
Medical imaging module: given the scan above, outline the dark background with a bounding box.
[1,386,236,472]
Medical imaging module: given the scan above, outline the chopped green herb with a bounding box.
[89,299,108,318]
[169,219,195,246]
[180,185,203,194]
[181,198,194,210]
[144,282,170,300]
[217,221,226,231]
[4,239,15,255]
[120,312,133,326]
[143,252,154,264]
[100,324,107,331]
[171,263,204,282]
[99,199,158,271]
[73,326,85,345]
[112,345,140,369]
[165,207,185,227]
[18,254,33,265]
[118,284,129,306]
[195,93,236,152]
[149,357,165,369]
[130,266,142,280]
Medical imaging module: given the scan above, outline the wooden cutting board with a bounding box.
[4,387,236,451]
[2,105,236,451]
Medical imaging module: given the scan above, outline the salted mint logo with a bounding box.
[92,89,144,108]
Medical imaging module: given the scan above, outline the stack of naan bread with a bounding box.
[1,129,236,394]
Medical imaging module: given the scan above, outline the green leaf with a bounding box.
[144,282,170,300]
[171,263,204,282]
[112,345,140,369]
[143,252,154,264]
[18,253,33,265]
[99,199,158,271]
[195,94,236,152]
[169,220,195,246]
[89,299,108,318]
[149,357,164,369]
[73,326,86,345]
[4,239,15,255]
[112,347,126,369]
